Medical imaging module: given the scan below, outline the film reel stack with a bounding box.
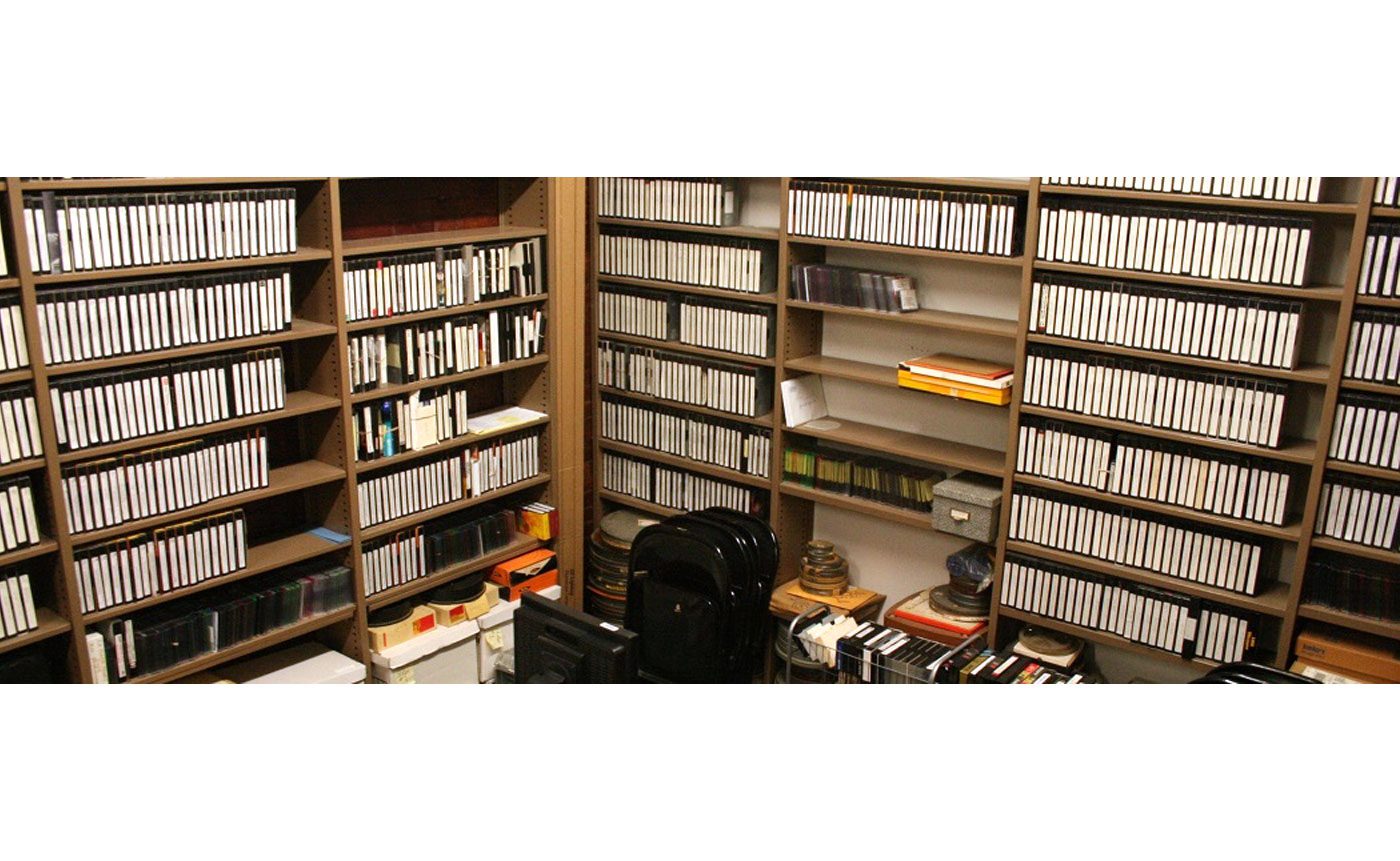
[586,509,650,624]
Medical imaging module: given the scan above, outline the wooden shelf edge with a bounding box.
[366,534,544,610]
[1003,540,1290,616]
[599,439,772,490]
[126,606,357,684]
[345,293,547,333]
[359,473,552,542]
[596,273,777,305]
[342,225,547,257]
[0,458,46,479]
[784,300,1018,339]
[596,216,780,241]
[1325,459,1400,482]
[57,390,343,463]
[778,482,931,529]
[1015,404,1318,465]
[350,354,549,404]
[80,530,348,624]
[1308,536,1400,565]
[0,539,60,566]
[787,235,1025,268]
[19,177,325,191]
[0,608,72,657]
[45,318,338,378]
[1012,474,1302,541]
[71,459,346,547]
[33,247,334,286]
[0,368,34,385]
[597,330,775,366]
[996,606,1221,669]
[1295,604,1400,641]
[1033,260,1344,301]
[597,489,684,519]
[596,386,774,428]
[1039,184,1358,215]
[1023,333,1330,385]
[784,417,1005,477]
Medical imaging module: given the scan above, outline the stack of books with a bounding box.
[897,354,1013,405]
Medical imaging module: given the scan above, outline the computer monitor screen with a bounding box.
[515,592,639,683]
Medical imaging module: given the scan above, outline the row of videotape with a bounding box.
[1342,309,1400,387]
[1315,474,1400,552]
[23,187,299,275]
[1328,392,1400,470]
[1001,552,1261,663]
[598,284,776,359]
[0,386,43,467]
[1036,198,1314,289]
[601,451,766,518]
[1305,553,1399,623]
[347,307,545,393]
[356,431,542,528]
[0,567,40,640]
[48,347,287,454]
[32,268,293,368]
[1009,485,1272,596]
[787,180,1023,257]
[596,177,738,227]
[1024,345,1288,449]
[781,444,945,515]
[596,339,773,419]
[85,561,353,684]
[0,295,29,373]
[1029,273,1304,371]
[1016,416,1296,527]
[597,228,775,296]
[0,476,42,555]
[599,394,771,479]
[1044,176,1324,203]
[365,506,557,600]
[342,238,544,323]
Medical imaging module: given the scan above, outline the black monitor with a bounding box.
[515,592,639,683]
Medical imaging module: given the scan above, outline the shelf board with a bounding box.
[33,246,334,286]
[1325,459,1400,482]
[1034,260,1345,302]
[597,489,683,519]
[57,389,342,464]
[784,416,1005,477]
[71,459,345,546]
[349,354,548,404]
[355,416,551,476]
[0,368,33,385]
[599,440,772,490]
[596,385,774,427]
[359,473,551,542]
[597,330,775,367]
[784,355,899,388]
[1370,205,1400,220]
[45,318,337,378]
[1003,540,1290,616]
[0,539,59,566]
[127,606,357,684]
[1339,378,1400,396]
[996,606,1220,669]
[342,225,547,257]
[1295,604,1400,641]
[19,177,322,191]
[596,216,780,242]
[1016,404,1318,465]
[1308,536,1400,565]
[1023,333,1330,385]
[345,294,547,333]
[0,278,20,291]
[0,458,45,479]
[0,608,72,657]
[1013,474,1303,541]
[596,274,777,305]
[366,534,543,610]
[778,481,931,529]
[81,530,349,624]
[1039,185,1358,215]
[865,177,1032,192]
[784,300,1018,339]
[1354,294,1400,309]
[787,236,1026,268]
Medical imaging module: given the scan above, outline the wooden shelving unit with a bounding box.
[585,176,1400,682]
[0,176,586,683]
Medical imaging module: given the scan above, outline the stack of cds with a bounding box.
[586,509,648,624]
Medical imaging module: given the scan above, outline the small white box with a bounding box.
[478,584,562,683]
[371,618,481,684]
[219,643,366,684]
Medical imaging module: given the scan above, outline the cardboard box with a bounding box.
[931,473,1002,542]
[478,583,562,683]
[489,549,559,602]
[371,619,481,684]
[1295,627,1400,683]
[218,644,365,684]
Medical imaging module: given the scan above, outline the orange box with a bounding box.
[490,549,559,601]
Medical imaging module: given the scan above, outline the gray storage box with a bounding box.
[931,473,1002,542]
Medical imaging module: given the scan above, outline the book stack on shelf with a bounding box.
[0,176,579,683]
[589,178,780,528]
[897,354,1013,405]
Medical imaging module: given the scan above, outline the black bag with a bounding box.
[625,508,778,683]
